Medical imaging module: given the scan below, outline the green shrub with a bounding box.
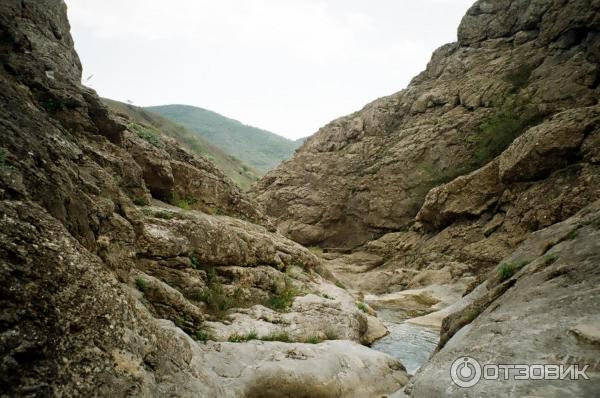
[171,194,198,210]
[541,253,558,266]
[335,281,346,289]
[135,277,149,293]
[356,302,369,313]
[129,122,164,148]
[264,278,300,311]
[471,96,543,167]
[133,196,149,206]
[260,331,290,342]
[190,255,200,269]
[197,284,239,317]
[228,330,258,343]
[566,229,579,240]
[497,260,528,281]
[308,246,323,255]
[195,329,213,342]
[155,210,174,219]
[43,98,65,112]
[194,268,241,318]
[305,335,321,344]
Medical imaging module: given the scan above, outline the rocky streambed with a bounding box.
[369,305,439,375]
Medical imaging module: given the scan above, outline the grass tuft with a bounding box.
[228,330,258,343]
[192,267,242,318]
[304,335,322,344]
[135,277,149,293]
[566,228,579,240]
[471,96,543,167]
[541,253,558,266]
[133,196,149,206]
[264,278,300,311]
[497,260,529,281]
[259,331,291,342]
[356,302,369,313]
[194,328,214,342]
[129,122,164,148]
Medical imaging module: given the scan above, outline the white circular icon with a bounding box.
[450,356,482,388]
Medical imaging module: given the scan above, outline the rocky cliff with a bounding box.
[253,0,600,253]
[2,0,599,397]
[252,0,600,396]
[0,1,405,396]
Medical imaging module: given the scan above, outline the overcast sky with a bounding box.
[65,0,474,140]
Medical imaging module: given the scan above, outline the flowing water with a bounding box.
[369,307,439,375]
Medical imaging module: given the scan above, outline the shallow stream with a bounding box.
[369,307,439,375]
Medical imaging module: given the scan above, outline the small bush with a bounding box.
[308,246,323,255]
[135,277,149,293]
[566,229,579,240]
[153,210,172,219]
[419,162,473,189]
[195,329,213,342]
[228,330,258,343]
[264,278,300,311]
[497,260,528,281]
[190,255,199,269]
[324,329,339,340]
[471,96,543,167]
[171,194,197,210]
[322,293,334,300]
[357,302,369,313]
[260,331,290,342]
[129,123,164,149]
[133,196,149,206]
[305,335,321,344]
[541,253,558,266]
[198,285,240,317]
[335,281,346,289]
[43,98,65,112]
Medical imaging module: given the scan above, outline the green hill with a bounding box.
[103,99,260,190]
[146,104,301,173]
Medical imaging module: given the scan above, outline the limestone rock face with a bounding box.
[252,0,600,249]
[0,2,406,396]
[498,106,600,183]
[406,200,600,397]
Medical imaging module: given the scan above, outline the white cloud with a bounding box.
[66,0,474,139]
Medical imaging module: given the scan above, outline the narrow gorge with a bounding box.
[1,0,599,397]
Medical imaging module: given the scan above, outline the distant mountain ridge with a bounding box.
[103,99,261,190]
[146,104,302,173]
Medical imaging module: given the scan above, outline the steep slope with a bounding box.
[147,104,301,173]
[103,99,261,190]
[0,1,405,397]
[251,1,600,396]
[253,0,600,252]
[406,200,600,397]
